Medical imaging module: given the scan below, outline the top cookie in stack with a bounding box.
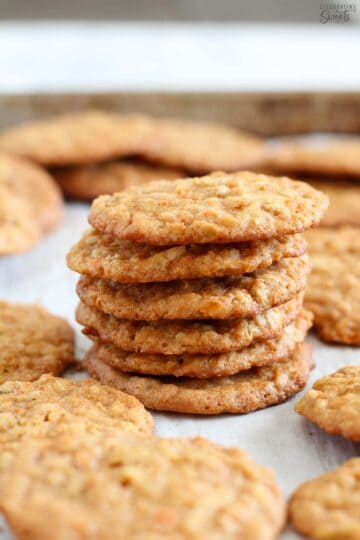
[68,171,328,414]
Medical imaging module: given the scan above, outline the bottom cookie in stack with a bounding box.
[84,310,313,415]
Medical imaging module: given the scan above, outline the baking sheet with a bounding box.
[1,202,359,539]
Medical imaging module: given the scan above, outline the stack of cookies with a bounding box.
[68,171,328,414]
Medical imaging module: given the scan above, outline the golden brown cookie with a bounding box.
[307,180,360,227]
[0,374,153,449]
[77,255,309,321]
[137,116,265,173]
[87,311,312,378]
[0,111,153,166]
[67,228,307,283]
[88,172,328,245]
[295,366,360,442]
[0,185,40,255]
[305,227,360,344]
[289,458,360,540]
[53,159,182,200]
[0,153,63,255]
[0,152,62,234]
[266,137,360,178]
[77,293,304,355]
[0,433,286,540]
[306,225,360,253]
[0,301,74,382]
[85,342,312,414]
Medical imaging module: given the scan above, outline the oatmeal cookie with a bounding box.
[53,159,182,200]
[0,301,74,382]
[0,185,40,255]
[88,172,328,245]
[0,433,286,540]
[305,227,360,344]
[289,458,360,540]
[88,311,312,378]
[0,374,153,449]
[0,152,62,234]
[67,229,307,283]
[295,366,360,442]
[0,153,62,255]
[309,180,360,227]
[77,255,309,321]
[85,342,312,414]
[0,111,153,165]
[137,116,265,173]
[77,293,304,355]
[266,137,360,178]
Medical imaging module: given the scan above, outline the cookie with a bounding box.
[0,111,153,166]
[0,185,40,256]
[67,229,307,283]
[0,433,286,540]
[77,293,304,355]
[137,116,265,173]
[77,255,309,321]
[289,458,360,540]
[305,227,360,344]
[88,172,328,246]
[295,366,360,442]
[0,375,153,450]
[0,152,62,234]
[0,153,62,255]
[53,159,182,201]
[85,342,312,414]
[306,225,360,253]
[266,137,360,177]
[0,301,74,382]
[309,179,360,227]
[87,311,312,378]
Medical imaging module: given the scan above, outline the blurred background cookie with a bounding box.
[0,152,62,256]
[52,159,183,200]
[0,300,74,382]
[0,112,268,201]
[305,227,360,344]
[264,137,360,179]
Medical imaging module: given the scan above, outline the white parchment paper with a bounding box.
[1,203,359,539]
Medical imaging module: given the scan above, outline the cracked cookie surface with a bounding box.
[89,172,328,245]
[0,374,153,452]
